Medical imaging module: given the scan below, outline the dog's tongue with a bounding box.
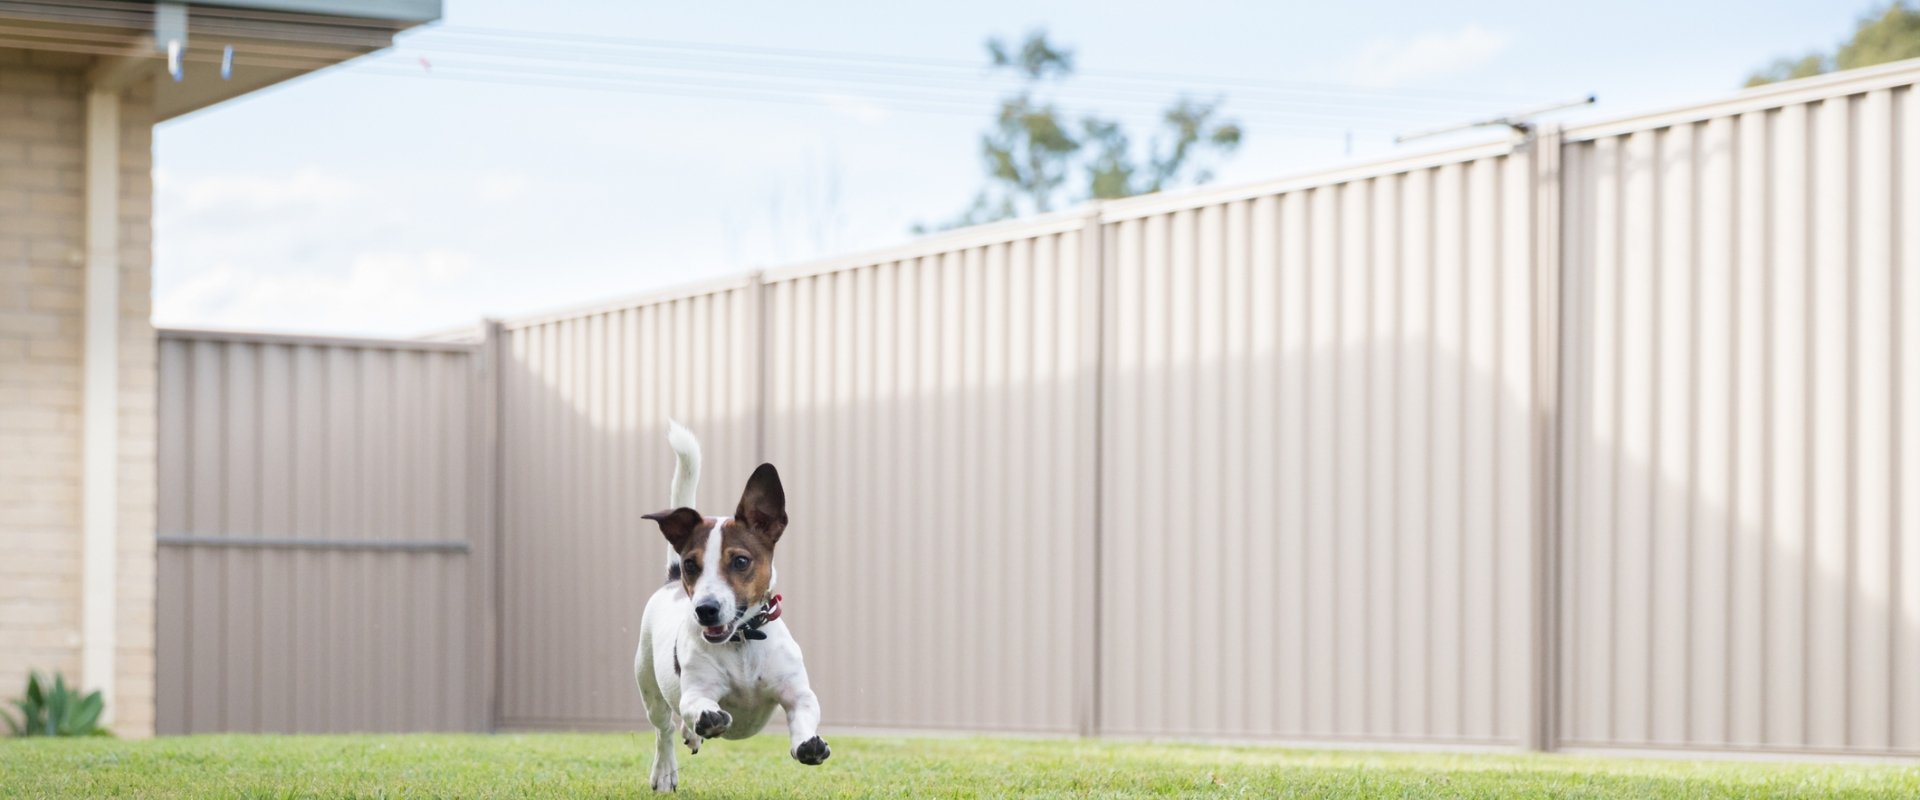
[704,625,727,639]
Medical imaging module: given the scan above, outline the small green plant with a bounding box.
[3,671,107,737]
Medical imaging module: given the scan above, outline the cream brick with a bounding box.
[27,263,78,286]
[26,93,78,121]
[27,190,82,216]
[116,650,155,677]
[0,363,78,388]
[0,116,60,141]
[0,163,61,189]
[28,383,79,406]
[1,530,84,555]
[1,53,158,739]
[0,429,75,455]
[0,482,79,507]
[0,401,76,427]
[2,576,77,597]
[0,503,79,528]
[27,334,78,360]
[0,69,61,94]
[0,602,78,628]
[0,312,59,336]
[0,632,83,652]
[25,140,80,165]
[27,238,78,261]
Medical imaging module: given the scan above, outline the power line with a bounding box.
[356,51,1438,129]
[407,33,1483,113]
[423,24,1536,104]
[348,65,1395,138]
[384,40,1474,124]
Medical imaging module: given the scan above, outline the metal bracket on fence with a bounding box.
[157,535,470,553]
[1393,94,1597,144]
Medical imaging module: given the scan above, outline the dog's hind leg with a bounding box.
[643,688,679,791]
[649,723,678,791]
[638,641,678,791]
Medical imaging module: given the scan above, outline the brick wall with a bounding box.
[0,47,157,737]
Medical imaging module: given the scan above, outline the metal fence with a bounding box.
[155,329,493,734]
[1093,143,1544,746]
[1555,68,1920,756]
[155,60,1920,756]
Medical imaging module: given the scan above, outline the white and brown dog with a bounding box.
[635,420,828,792]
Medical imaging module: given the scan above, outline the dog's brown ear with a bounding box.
[643,507,705,551]
[734,463,787,542]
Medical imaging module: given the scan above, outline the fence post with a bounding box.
[1074,206,1106,737]
[478,318,507,732]
[749,271,768,463]
[1526,127,1566,752]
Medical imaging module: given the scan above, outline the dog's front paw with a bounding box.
[694,709,732,739]
[792,736,831,765]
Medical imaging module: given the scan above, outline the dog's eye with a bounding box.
[730,555,751,572]
[682,558,700,577]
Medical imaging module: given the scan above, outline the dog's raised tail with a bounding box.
[666,418,702,510]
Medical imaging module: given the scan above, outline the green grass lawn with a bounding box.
[3,733,1916,799]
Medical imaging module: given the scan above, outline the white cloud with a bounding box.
[171,167,358,214]
[154,249,477,335]
[1348,25,1511,88]
[154,166,503,336]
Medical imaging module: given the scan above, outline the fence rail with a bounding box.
[155,61,1920,756]
[158,535,472,553]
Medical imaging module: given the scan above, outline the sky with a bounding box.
[154,0,1872,337]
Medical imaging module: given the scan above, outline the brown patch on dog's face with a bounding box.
[707,519,775,608]
[646,510,777,608]
[645,507,711,598]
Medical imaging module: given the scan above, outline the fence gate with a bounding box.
[155,329,493,734]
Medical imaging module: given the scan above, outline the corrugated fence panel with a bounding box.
[1095,147,1539,745]
[497,283,760,728]
[155,331,486,734]
[1557,80,1920,755]
[150,62,1920,755]
[758,223,1098,733]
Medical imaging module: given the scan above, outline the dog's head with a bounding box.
[644,463,787,644]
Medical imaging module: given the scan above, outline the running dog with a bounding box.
[634,420,829,792]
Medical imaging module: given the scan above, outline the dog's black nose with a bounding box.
[695,602,721,626]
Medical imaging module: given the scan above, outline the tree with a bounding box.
[1746,2,1920,86]
[918,31,1243,233]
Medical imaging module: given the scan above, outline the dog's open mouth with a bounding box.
[701,625,731,643]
